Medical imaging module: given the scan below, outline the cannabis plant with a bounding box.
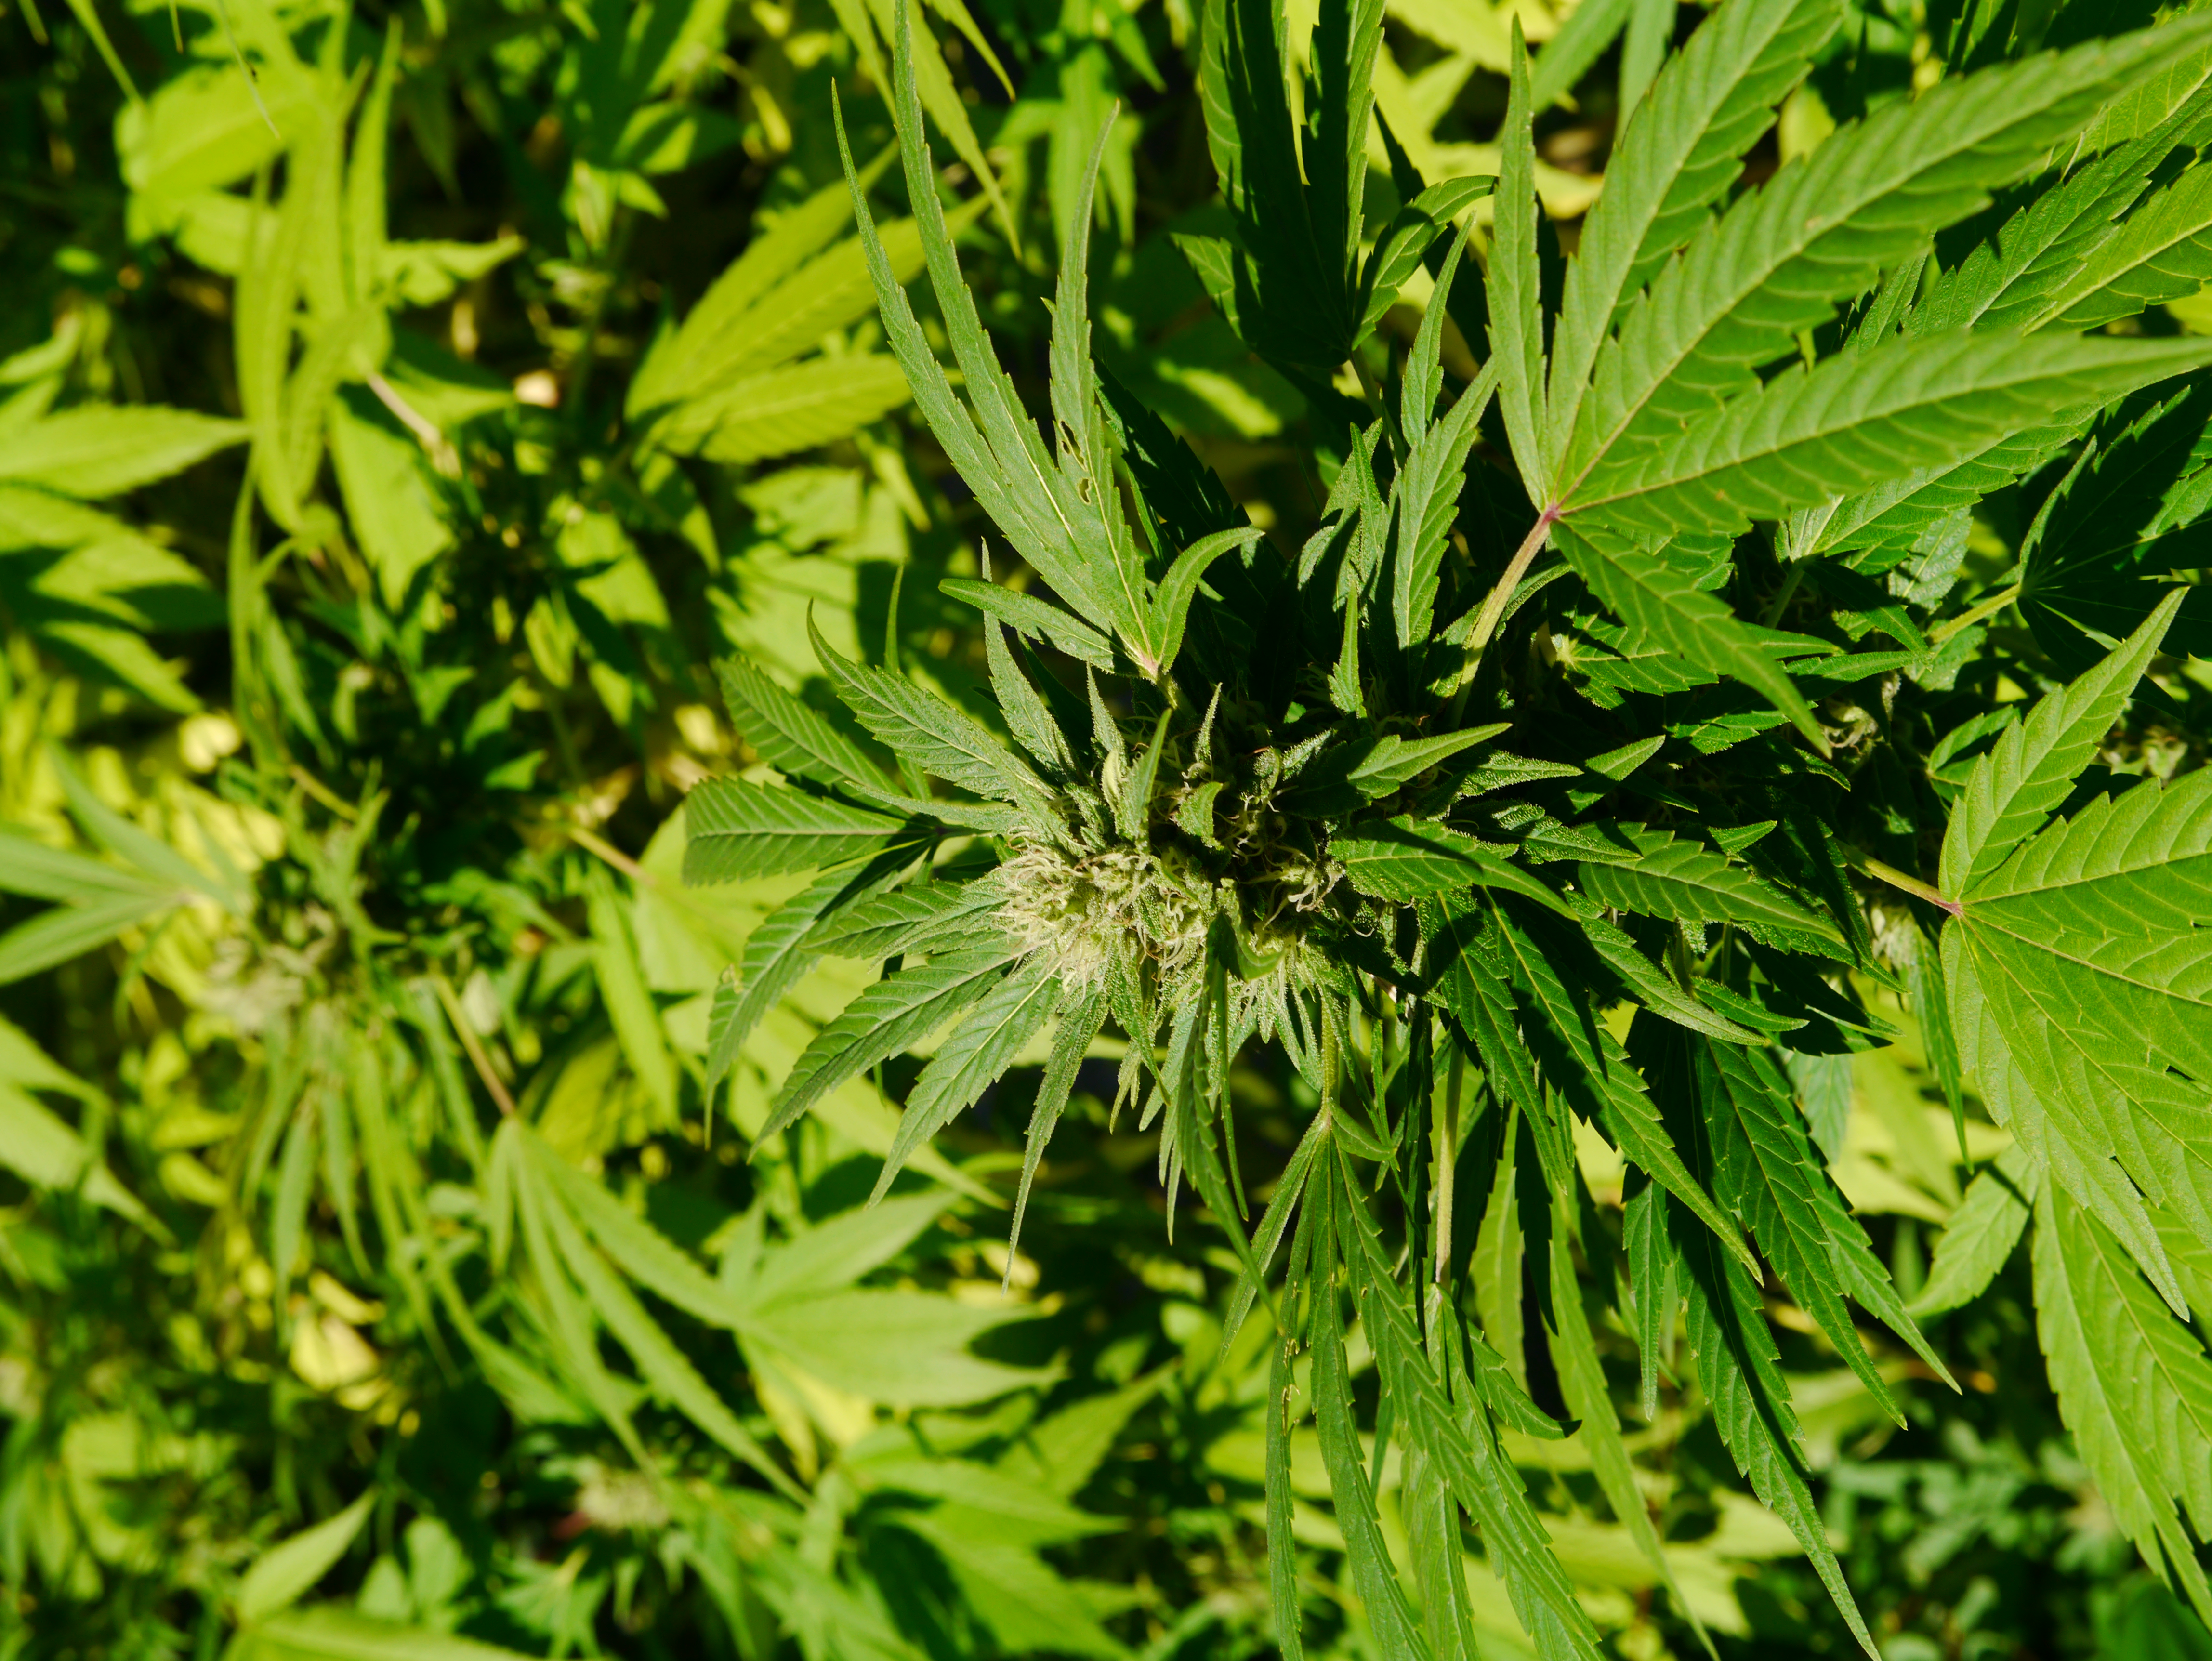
[690,0,2212,1652]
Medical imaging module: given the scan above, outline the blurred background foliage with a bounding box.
[1,0,2210,1657]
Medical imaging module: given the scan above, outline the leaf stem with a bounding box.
[431,974,520,1116]
[1434,1043,1462,1290]
[1465,503,1561,658]
[567,823,653,886]
[1929,581,2021,646]
[1840,844,1962,918]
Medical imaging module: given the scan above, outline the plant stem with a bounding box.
[1929,581,2021,646]
[1761,559,1808,628]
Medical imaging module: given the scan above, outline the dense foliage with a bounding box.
[4,0,2212,1658]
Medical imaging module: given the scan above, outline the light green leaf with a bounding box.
[235,1493,375,1625]
[0,826,177,906]
[747,1288,1049,1406]
[683,358,914,463]
[1913,1146,2039,1317]
[0,891,179,987]
[236,1608,537,1661]
[1941,588,2186,894]
[0,405,248,499]
[2035,1181,2212,1622]
[1943,739,2212,1311]
[0,1080,156,1227]
[743,1194,953,1308]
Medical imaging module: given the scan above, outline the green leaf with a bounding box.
[1569,331,2212,543]
[535,1169,793,1494]
[1480,903,1757,1274]
[1913,1146,2039,1317]
[1306,1165,1429,1661]
[1329,1146,1602,1658]
[531,1134,748,1330]
[764,949,1015,1141]
[235,1493,375,1625]
[1393,355,1504,649]
[1542,1213,1706,1645]
[1011,990,1106,1266]
[835,34,1120,632]
[1555,524,1828,752]
[1547,0,1843,470]
[1698,1038,1910,1423]
[626,155,893,414]
[1336,816,1571,910]
[583,867,678,1130]
[2030,160,2212,332]
[1669,1184,1878,1658]
[1565,14,2212,484]
[1528,0,1633,109]
[744,1287,1049,1406]
[1576,826,1842,943]
[1491,23,1548,501]
[2019,388,2212,671]
[682,778,910,883]
[999,1369,1165,1499]
[808,614,1047,806]
[1943,727,2212,1312]
[939,578,1114,669]
[703,854,917,1093]
[1143,527,1266,676]
[872,956,1060,1200]
[809,879,1001,961]
[0,890,179,987]
[1359,176,1494,343]
[50,742,247,910]
[712,653,888,790]
[328,391,453,611]
[884,1513,1126,1659]
[0,827,176,906]
[1572,906,1764,1045]
[1791,420,2081,563]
